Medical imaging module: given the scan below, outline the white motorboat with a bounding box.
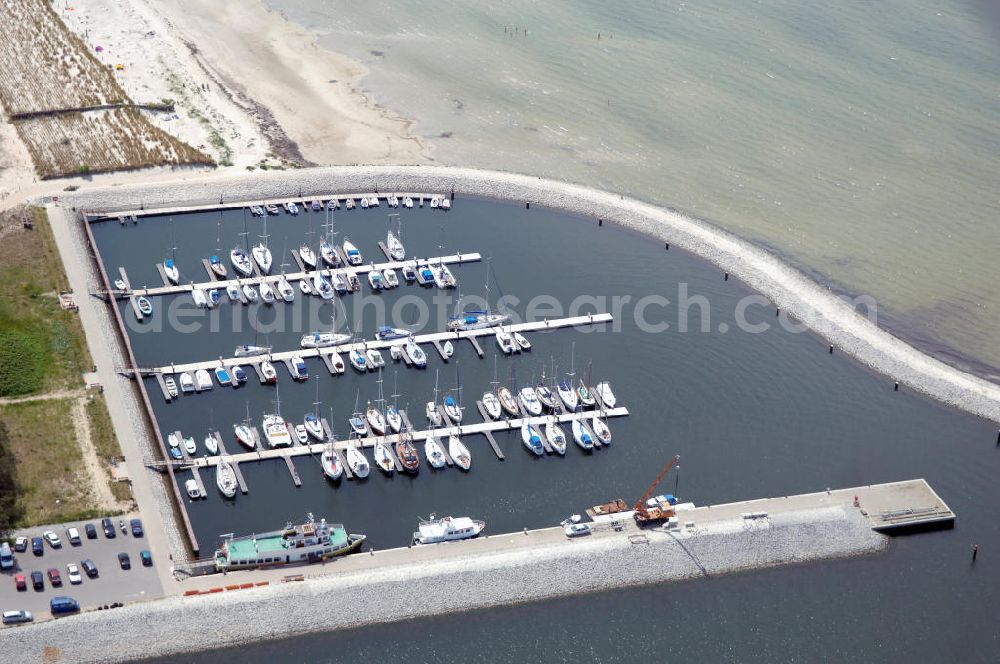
[442,198,451,210]
[442,340,454,358]
[195,369,213,391]
[558,379,579,411]
[443,393,462,422]
[387,230,405,260]
[448,435,471,471]
[373,440,394,474]
[366,348,385,369]
[403,196,413,208]
[304,413,324,440]
[312,272,335,300]
[447,310,509,331]
[259,281,276,304]
[163,258,179,284]
[204,433,218,455]
[287,202,300,215]
[390,344,404,361]
[265,204,279,215]
[276,277,295,302]
[299,245,317,270]
[424,436,446,468]
[497,386,519,416]
[331,272,349,293]
[518,387,543,416]
[595,381,616,408]
[320,240,341,267]
[327,351,346,373]
[167,432,182,459]
[382,269,399,288]
[405,339,427,367]
[343,239,363,265]
[430,196,440,209]
[482,392,502,420]
[216,458,238,498]
[366,403,387,435]
[345,445,369,478]
[252,244,272,274]
[232,365,248,384]
[545,420,567,455]
[592,416,612,444]
[231,248,253,277]
[369,196,380,207]
[512,332,531,351]
[412,515,485,545]
[226,284,240,302]
[184,478,201,499]
[385,405,402,433]
[402,262,417,282]
[164,377,179,398]
[250,205,264,217]
[360,197,369,209]
[520,422,544,456]
[368,270,384,290]
[375,326,410,341]
[293,424,309,444]
[321,445,343,480]
[290,355,308,380]
[345,198,355,210]
[300,332,351,349]
[572,419,594,450]
[208,289,221,306]
[242,284,259,303]
[214,366,233,386]
[182,435,197,455]
[349,349,367,372]
[495,329,515,354]
[260,360,278,384]
[388,195,399,208]
[311,200,322,211]
[262,415,292,448]
[192,288,207,308]
[179,372,195,393]
[234,344,271,357]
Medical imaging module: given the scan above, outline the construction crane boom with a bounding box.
[633,454,680,523]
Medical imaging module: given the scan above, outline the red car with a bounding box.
[47,568,62,587]
[14,574,26,591]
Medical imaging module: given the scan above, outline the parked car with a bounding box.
[66,527,82,546]
[81,559,98,579]
[47,568,62,587]
[1,610,33,625]
[31,537,43,556]
[42,531,62,548]
[14,574,26,591]
[118,552,131,570]
[0,542,13,570]
[140,550,153,567]
[14,536,28,552]
[66,563,82,585]
[101,518,116,539]
[49,596,80,615]
[85,523,98,539]
[30,571,43,591]
[130,518,144,537]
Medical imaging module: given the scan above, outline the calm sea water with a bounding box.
[268,0,1000,376]
[90,199,1000,662]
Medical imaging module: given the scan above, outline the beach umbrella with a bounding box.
[95,45,104,52]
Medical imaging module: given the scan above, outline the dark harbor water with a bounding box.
[89,198,1000,662]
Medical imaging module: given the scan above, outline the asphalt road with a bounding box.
[1,514,164,623]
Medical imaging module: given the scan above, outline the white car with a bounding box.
[66,563,83,585]
[564,523,592,538]
[42,530,62,548]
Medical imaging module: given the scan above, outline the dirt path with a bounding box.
[0,388,85,405]
[69,396,130,512]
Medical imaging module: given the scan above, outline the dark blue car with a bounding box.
[130,518,143,537]
[31,537,44,556]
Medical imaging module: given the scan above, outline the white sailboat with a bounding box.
[592,414,612,444]
[262,389,291,448]
[482,355,503,420]
[259,281,276,304]
[518,386,543,416]
[386,371,403,433]
[321,444,343,480]
[405,338,427,367]
[521,422,544,456]
[204,433,218,455]
[216,457,238,498]
[345,445,370,478]
[387,213,406,260]
[252,215,272,274]
[545,419,567,455]
[572,419,594,450]
[234,403,255,449]
[424,436,446,468]
[366,401,386,436]
[299,244,317,270]
[300,331,351,348]
[276,276,295,302]
[448,435,471,471]
[374,439,395,474]
[558,342,580,411]
[426,369,443,426]
[231,247,253,277]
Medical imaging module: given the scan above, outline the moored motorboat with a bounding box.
[216,458,238,498]
[331,272,349,293]
[390,344,403,362]
[164,377,179,398]
[402,262,417,282]
[299,279,312,295]
[572,419,594,450]
[382,269,399,288]
[368,270,384,290]
[345,445,370,478]
[482,392,502,420]
[497,386,518,416]
[179,372,195,393]
[242,284,259,303]
[167,433,182,460]
[214,514,365,572]
[208,289,221,306]
[424,436,446,468]
[226,284,240,301]
[518,387,542,416]
[293,424,309,444]
[263,414,292,448]
[412,515,485,545]
[375,326,410,341]
[194,289,210,309]
[214,366,232,386]
[405,338,427,367]
[287,202,300,215]
[290,355,308,381]
[233,365,247,384]
[366,348,385,369]
[195,369,213,391]
[183,435,197,455]
[442,198,451,210]
[512,332,531,351]
[448,435,471,471]
[521,422,544,456]
[342,239,363,265]
[345,198,355,210]
[265,203,279,215]
[495,329,515,354]
[430,196,440,209]
[545,420,567,455]
[137,296,153,317]
[442,340,454,358]
[403,196,413,208]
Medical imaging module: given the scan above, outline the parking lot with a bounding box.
[1,513,164,623]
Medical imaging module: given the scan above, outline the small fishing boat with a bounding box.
[373,440,394,474]
[497,386,518,416]
[287,202,300,215]
[163,258,180,284]
[216,458,238,498]
[321,445,343,480]
[204,434,218,455]
[252,244,272,274]
[342,239,363,265]
[331,272,349,293]
[214,366,232,386]
[232,366,247,383]
[328,352,346,373]
[259,281,276,304]
[179,372,195,393]
[349,349,367,372]
[577,381,596,408]
[520,422,544,456]
[418,265,435,284]
[595,381,616,408]
[406,338,427,367]
[360,197,369,209]
[402,262,417,282]
[230,248,253,277]
[345,445,370,478]
[262,414,292,448]
[326,199,338,211]
[482,392,502,420]
[375,326,410,341]
[368,270,383,290]
[387,230,405,261]
[430,196,440,209]
[366,348,385,369]
[382,269,399,288]
[385,405,402,433]
[558,379,579,412]
[448,435,471,471]
[312,272,335,300]
[369,196,380,207]
[320,240,341,267]
[366,403,386,435]
[447,310,509,331]
[592,416,612,444]
[208,289,221,306]
[167,433,183,460]
[234,344,271,357]
[195,369,213,391]
[301,332,351,349]
[403,196,413,208]
[495,329,515,354]
[137,296,153,317]
[545,420,567,455]
[260,360,278,384]
[265,204,279,215]
[183,435,197,455]
[395,436,419,473]
[164,376,179,398]
[276,277,295,302]
[304,413,324,440]
[299,279,312,295]
[518,387,543,416]
[210,255,228,279]
[442,198,451,210]
[442,340,454,358]
[299,245,317,270]
[443,394,462,422]
[293,424,309,444]
[242,284,259,303]
[114,278,127,290]
[348,414,367,437]
[424,436,446,468]
[535,383,557,410]
[572,419,594,450]
[311,200,322,212]
[226,284,240,301]
[388,195,399,208]
[345,198,355,210]
[412,515,485,545]
[250,205,264,217]
[290,355,308,381]
[512,332,531,351]
[390,344,403,362]
[234,424,255,450]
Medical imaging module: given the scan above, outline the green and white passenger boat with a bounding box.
[214,514,366,572]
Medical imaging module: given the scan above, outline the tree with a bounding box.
[0,421,24,540]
